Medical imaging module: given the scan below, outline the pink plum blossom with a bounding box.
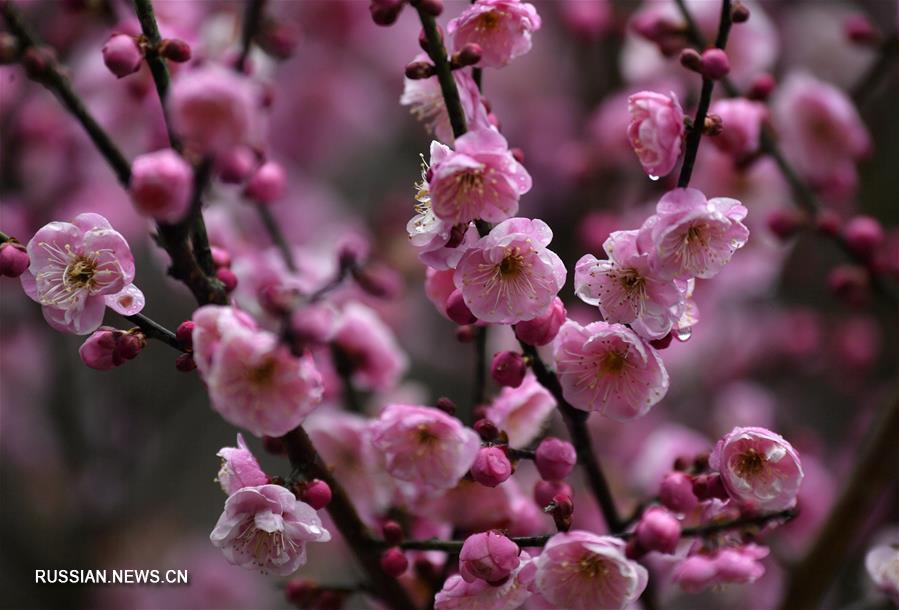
[216,433,268,495]
[709,98,768,159]
[209,484,330,575]
[637,188,750,280]
[169,64,260,156]
[773,72,871,190]
[20,213,143,335]
[435,552,535,610]
[459,530,521,584]
[400,54,490,143]
[455,218,566,324]
[575,229,684,340]
[370,404,480,493]
[627,91,685,178]
[191,305,259,376]
[865,542,899,604]
[534,531,648,610]
[447,0,542,69]
[331,303,408,392]
[553,320,669,419]
[709,426,804,512]
[129,149,193,223]
[513,296,566,346]
[673,544,769,592]
[427,128,532,225]
[200,318,324,437]
[485,372,556,448]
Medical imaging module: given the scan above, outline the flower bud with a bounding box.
[210,246,232,269]
[0,32,19,64]
[102,34,143,79]
[175,320,195,350]
[746,73,776,101]
[535,437,576,481]
[828,265,870,307]
[692,473,729,501]
[216,267,239,292]
[175,352,197,372]
[650,332,673,350]
[258,22,299,60]
[457,43,482,68]
[471,446,513,487]
[514,297,566,346]
[767,209,803,241]
[816,209,842,236]
[129,149,193,223]
[490,351,526,388]
[456,324,476,343]
[474,418,499,442]
[244,160,286,204]
[679,48,702,72]
[674,555,717,591]
[635,506,682,554]
[659,471,698,513]
[300,479,332,510]
[380,547,409,577]
[382,521,404,546]
[549,493,573,531]
[459,531,520,584]
[700,48,730,80]
[284,578,317,607]
[158,38,192,63]
[0,241,29,277]
[731,1,751,24]
[446,289,477,325]
[79,328,123,370]
[115,330,146,361]
[534,480,572,508]
[414,0,443,17]
[435,396,457,415]
[23,46,54,81]
[369,0,405,26]
[216,147,257,184]
[843,215,884,259]
[844,14,878,45]
[405,60,436,80]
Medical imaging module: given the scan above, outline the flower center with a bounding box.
[579,554,609,579]
[600,350,628,374]
[620,270,644,292]
[685,224,706,246]
[478,11,500,30]
[456,169,484,195]
[734,448,766,478]
[416,424,439,446]
[65,256,98,289]
[499,247,525,278]
[248,358,277,387]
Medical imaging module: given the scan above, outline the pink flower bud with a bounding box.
[175,321,195,349]
[474,418,499,442]
[659,471,698,513]
[731,2,750,23]
[216,267,239,292]
[674,555,717,592]
[370,0,404,26]
[0,241,29,277]
[456,324,476,343]
[692,473,729,501]
[456,43,482,67]
[766,209,803,241]
[635,507,682,554]
[746,73,776,101]
[490,351,526,388]
[471,446,512,487]
[102,34,142,79]
[679,48,702,72]
[714,547,763,581]
[175,353,197,372]
[446,289,477,325]
[844,14,878,44]
[258,22,299,59]
[435,396,457,415]
[514,297,566,346]
[79,328,123,370]
[380,547,409,577]
[843,215,884,258]
[129,149,193,223]
[382,521,404,546]
[158,38,192,63]
[535,437,576,481]
[210,246,232,268]
[459,531,521,584]
[828,265,870,307]
[816,209,842,236]
[404,60,436,80]
[700,48,730,80]
[416,0,443,18]
[284,579,317,607]
[215,147,257,184]
[115,331,145,361]
[550,493,574,531]
[300,479,332,510]
[534,480,572,508]
[244,161,286,204]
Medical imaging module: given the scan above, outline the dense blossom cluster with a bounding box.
[2,0,897,609]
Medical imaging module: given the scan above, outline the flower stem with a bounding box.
[416,8,467,140]
[256,205,297,272]
[676,0,733,189]
[123,312,184,351]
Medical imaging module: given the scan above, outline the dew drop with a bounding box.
[648,174,660,182]
[674,326,692,342]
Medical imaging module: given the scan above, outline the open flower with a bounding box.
[435,552,535,610]
[448,0,542,69]
[866,541,899,604]
[534,532,647,610]
[485,372,556,448]
[553,320,669,419]
[428,129,532,225]
[210,484,330,575]
[710,426,804,512]
[575,229,684,340]
[455,218,566,324]
[216,433,268,495]
[20,213,142,335]
[370,404,480,493]
[637,188,750,280]
[627,91,685,179]
[331,303,408,392]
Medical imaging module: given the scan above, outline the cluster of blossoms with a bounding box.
[4,0,897,608]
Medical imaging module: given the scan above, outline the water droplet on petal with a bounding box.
[674,326,692,342]
[648,174,660,182]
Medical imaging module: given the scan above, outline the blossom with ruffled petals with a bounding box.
[427,129,532,225]
[216,433,268,495]
[709,98,768,158]
[455,218,565,324]
[710,426,804,512]
[534,532,647,610]
[673,544,769,592]
[637,188,749,280]
[191,305,259,376]
[332,303,408,392]
[435,552,535,610]
[485,372,556,448]
[20,213,143,335]
[553,320,669,419]
[448,0,541,69]
[400,54,490,143]
[210,484,330,575]
[370,404,480,493]
[575,229,684,340]
[627,91,685,179]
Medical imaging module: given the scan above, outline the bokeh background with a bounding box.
[1,1,898,609]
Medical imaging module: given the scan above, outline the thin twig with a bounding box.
[132,0,181,150]
[123,312,184,351]
[416,8,467,140]
[237,0,266,73]
[256,205,297,271]
[851,34,899,107]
